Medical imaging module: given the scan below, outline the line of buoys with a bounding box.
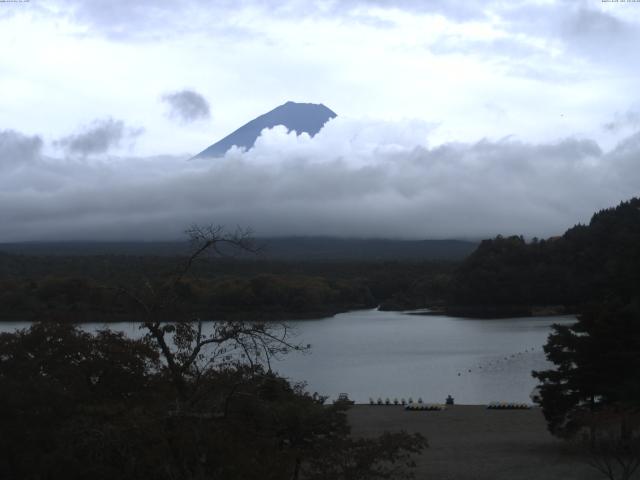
[369,397,423,406]
[405,403,445,411]
[458,347,541,377]
[487,402,531,410]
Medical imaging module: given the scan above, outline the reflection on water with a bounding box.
[0,309,576,404]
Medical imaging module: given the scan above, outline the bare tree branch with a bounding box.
[110,224,304,403]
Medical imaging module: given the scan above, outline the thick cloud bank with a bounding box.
[0,130,43,168]
[0,117,638,242]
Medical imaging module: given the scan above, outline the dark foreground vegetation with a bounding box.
[0,228,426,479]
[0,322,425,480]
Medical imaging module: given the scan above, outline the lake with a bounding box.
[0,309,576,404]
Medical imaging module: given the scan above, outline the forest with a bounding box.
[447,197,640,317]
[2,198,640,323]
[0,249,455,322]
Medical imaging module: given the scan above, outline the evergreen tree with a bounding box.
[533,299,640,438]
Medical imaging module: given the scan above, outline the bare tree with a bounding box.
[585,435,640,480]
[577,406,640,480]
[114,225,307,403]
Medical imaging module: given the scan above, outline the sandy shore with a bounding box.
[347,405,604,480]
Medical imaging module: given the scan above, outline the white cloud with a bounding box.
[0,118,636,242]
[2,0,640,158]
[1,0,639,242]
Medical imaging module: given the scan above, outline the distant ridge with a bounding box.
[0,238,478,261]
[192,101,337,159]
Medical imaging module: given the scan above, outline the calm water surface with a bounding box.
[1,309,576,404]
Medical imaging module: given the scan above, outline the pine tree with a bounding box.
[533,298,640,438]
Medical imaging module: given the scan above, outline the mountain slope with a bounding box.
[193,101,337,159]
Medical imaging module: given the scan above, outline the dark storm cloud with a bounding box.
[0,119,637,242]
[0,130,43,168]
[162,89,211,124]
[55,118,144,156]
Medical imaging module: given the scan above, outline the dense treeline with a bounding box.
[448,198,640,316]
[0,254,456,321]
[0,275,372,321]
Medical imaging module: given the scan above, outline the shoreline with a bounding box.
[408,305,574,319]
[0,306,365,324]
[0,305,577,324]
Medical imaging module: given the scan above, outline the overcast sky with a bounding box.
[1,0,640,241]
